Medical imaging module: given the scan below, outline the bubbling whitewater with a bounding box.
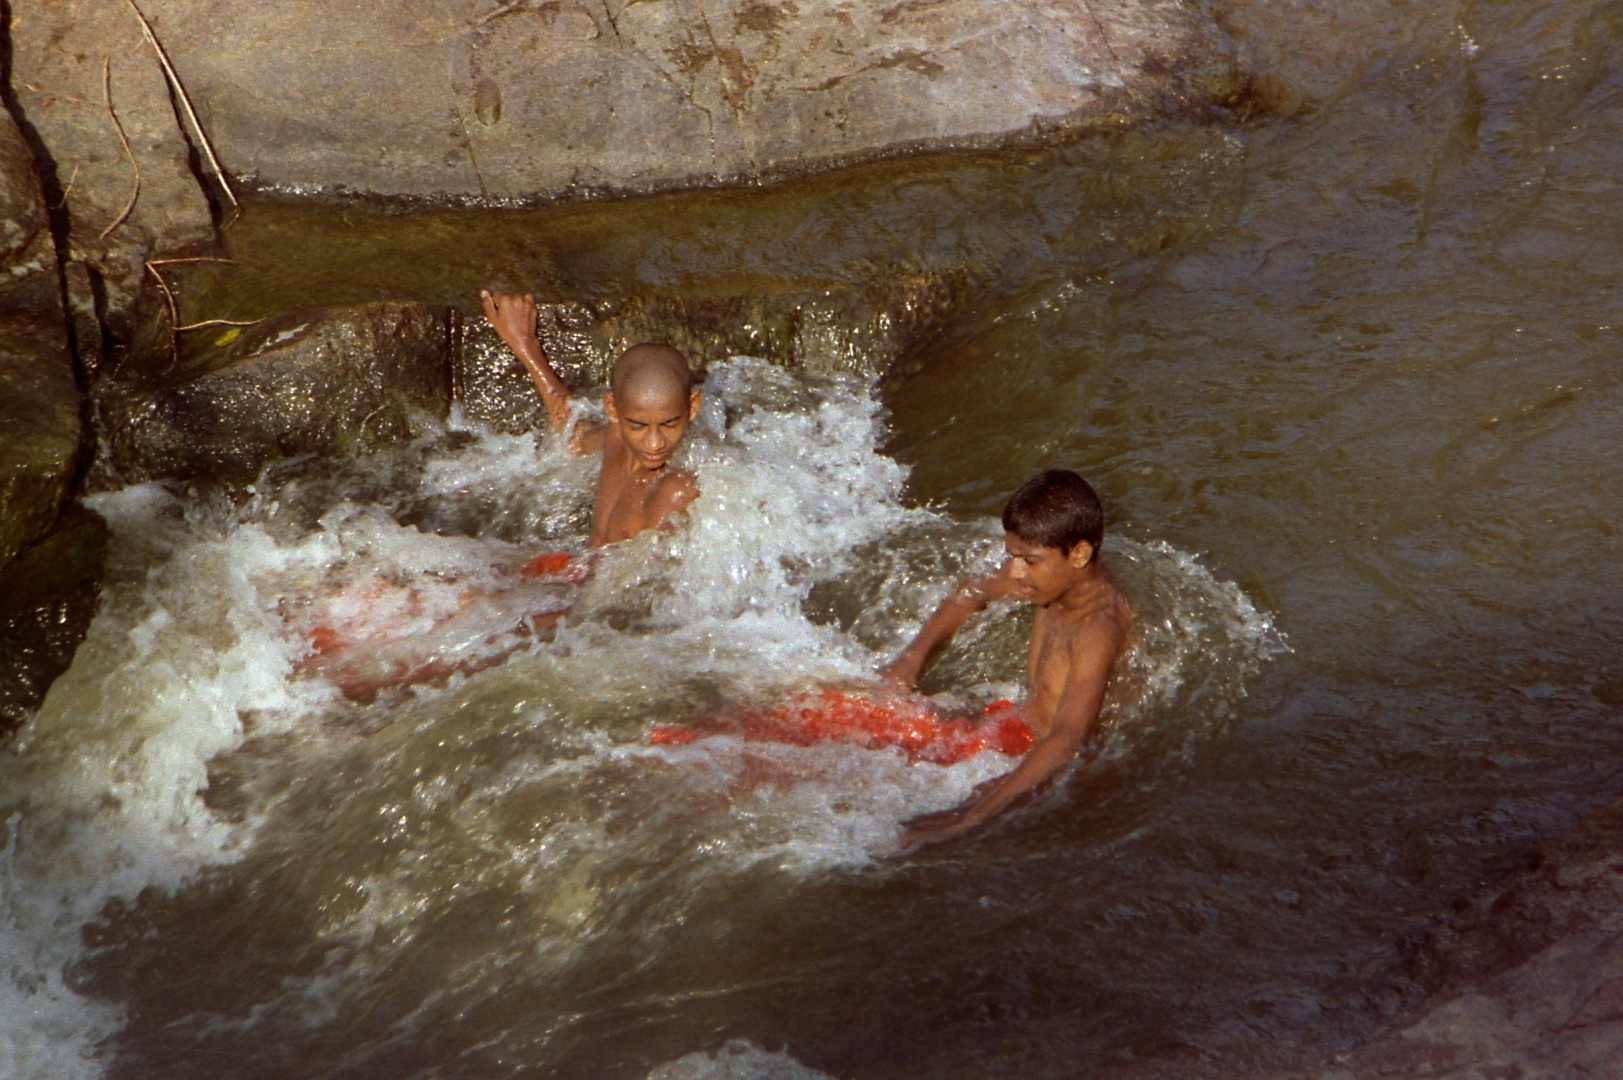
[0,360,1277,1078]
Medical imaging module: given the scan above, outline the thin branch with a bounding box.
[125,0,240,221]
[99,56,141,240]
[144,259,181,370]
[52,164,82,209]
[144,260,180,327]
[146,256,245,266]
[145,259,260,335]
[174,317,262,332]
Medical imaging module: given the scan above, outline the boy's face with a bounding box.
[1005,532,1094,606]
[603,387,702,472]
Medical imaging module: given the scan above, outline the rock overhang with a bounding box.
[89,0,1245,204]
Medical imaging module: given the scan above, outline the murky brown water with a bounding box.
[4,1,1622,1078]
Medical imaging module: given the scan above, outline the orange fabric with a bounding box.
[649,690,1034,765]
[521,553,574,579]
[308,626,346,655]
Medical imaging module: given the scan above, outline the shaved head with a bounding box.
[611,343,692,406]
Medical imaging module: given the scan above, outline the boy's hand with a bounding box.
[481,290,538,346]
[898,808,981,853]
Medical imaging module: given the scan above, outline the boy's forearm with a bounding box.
[507,338,574,434]
[964,733,1081,824]
[885,584,988,684]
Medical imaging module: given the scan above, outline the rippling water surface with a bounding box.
[4,0,1622,1077]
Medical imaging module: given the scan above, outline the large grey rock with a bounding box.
[0,109,80,569]
[13,0,1241,205]
[104,302,452,484]
[454,271,968,432]
[7,0,217,338]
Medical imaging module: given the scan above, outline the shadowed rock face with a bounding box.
[0,505,105,737]
[6,0,217,342]
[0,108,79,569]
[100,273,963,481]
[10,0,1241,208]
[455,272,969,432]
[104,302,452,485]
[1275,800,1623,1079]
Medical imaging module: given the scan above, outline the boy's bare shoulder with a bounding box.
[649,468,701,517]
[569,421,608,456]
[1063,579,1132,657]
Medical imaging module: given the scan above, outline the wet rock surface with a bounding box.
[0,505,106,738]
[0,108,80,568]
[104,302,452,485]
[9,0,1242,205]
[1097,798,1623,1080]
[455,272,968,432]
[95,272,956,481]
[1275,800,1623,1079]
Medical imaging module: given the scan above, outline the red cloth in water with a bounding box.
[649,690,1034,765]
[521,553,575,579]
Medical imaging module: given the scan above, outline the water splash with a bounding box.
[0,359,1278,1077]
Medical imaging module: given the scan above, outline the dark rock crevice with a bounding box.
[0,0,97,494]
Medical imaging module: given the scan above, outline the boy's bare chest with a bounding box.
[1023,610,1074,732]
[591,473,657,545]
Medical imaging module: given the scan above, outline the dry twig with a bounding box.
[144,259,181,368]
[144,257,260,332]
[174,317,262,331]
[53,164,82,210]
[146,256,245,267]
[99,56,142,240]
[144,259,180,327]
[125,0,241,223]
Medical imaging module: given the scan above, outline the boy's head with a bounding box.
[603,344,702,472]
[1002,470,1104,603]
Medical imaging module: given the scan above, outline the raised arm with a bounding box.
[480,290,604,452]
[879,561,1018,689]
[899,613,1123,852]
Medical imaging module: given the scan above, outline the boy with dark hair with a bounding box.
[880,469,1131,851]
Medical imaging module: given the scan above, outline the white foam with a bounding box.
[0,359,1281,1074]
[649,1040,836,1080]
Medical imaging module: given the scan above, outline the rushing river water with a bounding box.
[5,0,1623,1077]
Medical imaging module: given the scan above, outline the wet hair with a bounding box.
[1002,470,1104,555]
[611,343,692,402]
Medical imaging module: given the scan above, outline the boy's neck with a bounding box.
[1052,556,1106,609]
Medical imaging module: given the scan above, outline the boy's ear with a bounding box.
[688,388,703,420]
[1067,541,1095,569]
[603,391,618,422]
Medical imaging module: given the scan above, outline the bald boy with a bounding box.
[481,290,702,547]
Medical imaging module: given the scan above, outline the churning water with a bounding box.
[2,362,1273,1078]
[6,0,1623,1075]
